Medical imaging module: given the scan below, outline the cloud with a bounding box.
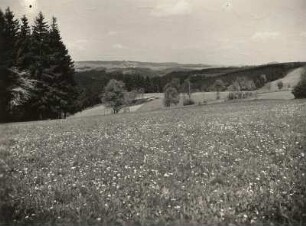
[300,32,306,38]
[251,32,280,41]
[112,44,127,49]
[66,39,89,51]
[151,0,192,17]
[107,31,119,36]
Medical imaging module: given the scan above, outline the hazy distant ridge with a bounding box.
[75,60,213,72]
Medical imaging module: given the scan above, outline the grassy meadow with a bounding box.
[1,100,306,225]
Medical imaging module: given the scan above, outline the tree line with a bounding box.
[0,8,79,122]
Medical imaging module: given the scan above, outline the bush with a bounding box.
[228,91,255,100]
[292,74,306,99]
[183,99,195,106]
[277,81,284,90]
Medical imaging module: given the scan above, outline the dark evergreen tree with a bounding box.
[47,17,79,118]
[28,13,79,119]
[31,12,50,75]
[0,8,20,122]
[0,9,79,122]
[3,8,19,66]
[0,8,6,121]
[16,15,32,70]
[22,12,51,120]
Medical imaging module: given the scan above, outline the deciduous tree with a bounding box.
[102,79,126,114]
[164,86,180,107]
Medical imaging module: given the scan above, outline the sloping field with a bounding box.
[70,104,144,118]
[257,91,294,100]
[69,104,109,118]
[1,100,306,225]
[138,90,295,113]
[262,67,305,91]
[138,92,230,112]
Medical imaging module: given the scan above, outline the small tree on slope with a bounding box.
[164,86,180,107]
[102,79,126,114]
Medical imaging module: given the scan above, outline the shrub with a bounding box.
[228,91,255,100]
[183,99,195,106]
[292,73,306,98]
[277,81,284,90]
[228,92,236,100]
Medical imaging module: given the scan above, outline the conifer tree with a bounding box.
[31,12,50,77]
[16,15,32,70]
[3,8,19,66]
[47,17,79,118]
[0,8,20,121]
[21,12,50,120]
[0,9,79,121]
[0,9,6,121]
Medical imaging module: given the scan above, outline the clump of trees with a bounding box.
[292,69,306,99]
[228,91,256,100]
[227,77,257,101]
[227,77,257,92]
[102,79,126,114]
[0,8,79,122]
[102,79,140,114]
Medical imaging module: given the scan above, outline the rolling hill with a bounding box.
[73,61,306,110]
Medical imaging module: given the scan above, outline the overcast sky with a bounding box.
[1,0,306,65]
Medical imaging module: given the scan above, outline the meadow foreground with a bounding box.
[1,100,306,225]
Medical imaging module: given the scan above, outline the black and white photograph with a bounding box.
[0,0,306,225]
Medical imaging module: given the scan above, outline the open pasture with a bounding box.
[1,100,306,225]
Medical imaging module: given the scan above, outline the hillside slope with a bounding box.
[164,62,306,91]
[261,67,305,91]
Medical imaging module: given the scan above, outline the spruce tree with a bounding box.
[0,8,6,121]
[0,8,20,122]
[26,12,51,120]
[47,17,79,118]
[31,12,50,77]
[3,8,19,66]
[16,15,32,70]
[8,15,38,121]
[0,9,79,121]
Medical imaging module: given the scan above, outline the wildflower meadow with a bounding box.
[1,100,306,225]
